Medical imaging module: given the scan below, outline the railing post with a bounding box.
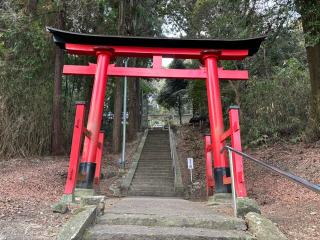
[64,102,86,195]
[229,106,247,197]
[227,148,238,217]
[204,135,214,196]
[94,131,104,185]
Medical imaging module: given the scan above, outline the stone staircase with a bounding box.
[84,130,255,239]
[84,197,254,240]
[128,129,176,197]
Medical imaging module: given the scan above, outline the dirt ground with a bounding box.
[176,125,320,240]
[0,156,70,239]
[247,143,320,240]
[0,132,142,240]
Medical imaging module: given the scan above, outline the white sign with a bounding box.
[187,158,194,169]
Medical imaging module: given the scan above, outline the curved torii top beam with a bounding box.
[47,27,266,58]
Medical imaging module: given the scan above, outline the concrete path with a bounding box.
[84,197,254,239]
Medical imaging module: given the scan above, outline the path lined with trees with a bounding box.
[0,1,319,239]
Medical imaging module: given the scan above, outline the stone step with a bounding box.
[131,184,173,188]
[133,173,173,176]
[133,176,173,180]
[127,191,176,197]
[141,149,170,152]
[130,186,174,193]
[137,164,173,172]
[141,150,170,153]
[128,130,175,197]
[136,161,172,165]
[138,159,171,162]
[134,170,172,174]
[98,213,246,231]
[130,183,174,188]
[141,155,170,158]
[132,178,173,183]
[133,174,173,178]
[137,163,172,167]
[136,164,172,167]
[134,172,172,176]
[139,157,171,160]
[132,177,174,182]
[144,140,169,142]
[144,142,169,144]
[85,225,253,240]
[136,165,171,168]
[140,152,170,154]
[131,181,173,186]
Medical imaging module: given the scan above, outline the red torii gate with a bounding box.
[48,27,265,198]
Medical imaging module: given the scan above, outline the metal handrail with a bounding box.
[224,146,320,194]
[168,122,179,191]
[168,124,176,179]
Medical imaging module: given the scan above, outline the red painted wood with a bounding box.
[153,55,162,68]
[94,132,104,185]
[63,64,248,80]
[204,136,214,196]
[65,43,249,60]
[229,108,247,197]
[203,53,228,169]
[81,49,111,164]
[220,128,232,142]
[64,103,85,194]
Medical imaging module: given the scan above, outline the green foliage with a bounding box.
[0,0,119,157]
[295,0,320,46]
[163,0,311,145]
[158,59,188,109]
[188,80,207,116]
[141,80,156,96]
[0,2,55,157]
[241,58,310,145]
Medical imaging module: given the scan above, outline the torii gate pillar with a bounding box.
[202,50,229,193]
[77,47,113,189]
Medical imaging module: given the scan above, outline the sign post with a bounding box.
[187,157,194,183]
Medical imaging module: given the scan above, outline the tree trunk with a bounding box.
[26,0,38,14]
[296,1,320,141]
[178,95,182,125]
[51,2,65,155]
[112,79,123,153]
[127,77,138,141]
[111,0,125,153]
[134,79,140,131]
[305,44,320,140]
[52,47,64,154]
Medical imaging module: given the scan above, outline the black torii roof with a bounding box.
[47,27,266,56]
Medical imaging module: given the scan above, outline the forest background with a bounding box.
[0,0,319,158]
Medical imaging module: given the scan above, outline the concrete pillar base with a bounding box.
[207,193,232,206]
[74,188,95,198]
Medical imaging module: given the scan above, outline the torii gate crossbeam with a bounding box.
[47,27,265,198]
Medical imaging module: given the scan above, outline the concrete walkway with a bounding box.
[84,197,254,239]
